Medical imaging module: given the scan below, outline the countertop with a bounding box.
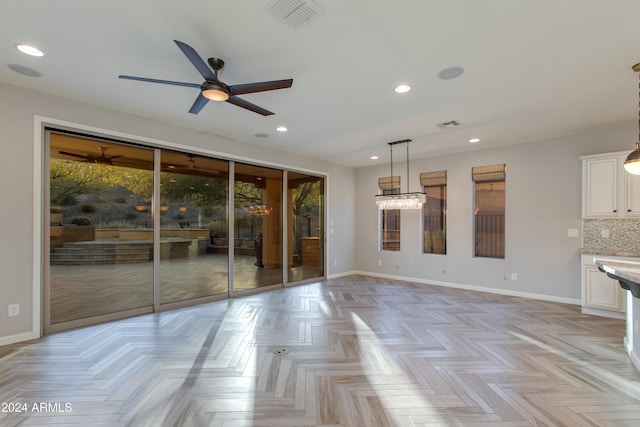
[580,248,640,257]
[595,258,640,298]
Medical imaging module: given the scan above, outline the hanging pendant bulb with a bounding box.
[624,63,640,175]
[624,143,640,175]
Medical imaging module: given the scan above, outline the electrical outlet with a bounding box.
[601,229,610,238]
[8,304,19,317]
[567,228,579,238]
[378,259,382,266]
[511,273,518,280]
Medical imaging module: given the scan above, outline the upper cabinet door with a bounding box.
[625,171,640,217]
[583,156,619,218]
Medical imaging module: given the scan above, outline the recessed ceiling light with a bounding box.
[16,44,44,57]
[370,155,379,160]
[276,126,287,132]
[438,66,464,80]
[394,84,411,94]
[469,138,480,143]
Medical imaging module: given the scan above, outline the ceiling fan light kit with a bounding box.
[624,63,640,175]
[202,81,230,101]
[375,139,426,210]
[119,40,293,116]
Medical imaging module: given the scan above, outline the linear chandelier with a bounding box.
[375,139,426,210]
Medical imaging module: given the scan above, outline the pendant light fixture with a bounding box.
[624,63,640,175]
[375,139,426,209]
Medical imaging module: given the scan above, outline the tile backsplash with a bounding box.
[583,219,640,250]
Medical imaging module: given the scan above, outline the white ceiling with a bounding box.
[2,0,640,167]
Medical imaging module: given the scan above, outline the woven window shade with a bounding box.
[472,163,506,182]
[378,176,400,191]
[420,170,446,187]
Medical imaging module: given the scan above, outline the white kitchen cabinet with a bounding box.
[625,170,640,217]
[581,254,627,318]
[582,152,640,218]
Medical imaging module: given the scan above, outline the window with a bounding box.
[473,164,505,258]
[421,171,446,254]
[379,176,400,251]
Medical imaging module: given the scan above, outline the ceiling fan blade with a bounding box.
[118,75,201,89]
[58,150,92,161]
[229,79,293,96]
[189,93,209,114]
[173,40,216,81]
[227,96,274,116]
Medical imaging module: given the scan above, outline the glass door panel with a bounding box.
[234,163,283,290]
[48,133,154,326]
[287,172,324,282]
[159,151,229,304]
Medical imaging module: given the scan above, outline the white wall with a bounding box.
[356,122,637,302]
[0,82,356,344]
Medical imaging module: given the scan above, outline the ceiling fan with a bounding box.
[165,155,223,177]
[58,146,121,165]
[119,40,293,116]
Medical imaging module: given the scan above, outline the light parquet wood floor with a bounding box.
[2,275,640,426]
[49,254,320,324]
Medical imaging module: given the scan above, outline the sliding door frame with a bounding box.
[36,116,327,335]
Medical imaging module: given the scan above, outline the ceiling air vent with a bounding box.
[436,120,461,129]
[266,0,323,29]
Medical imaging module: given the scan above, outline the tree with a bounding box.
[50,159,155,205]
[50,159,108,205]
[160,172,228,208]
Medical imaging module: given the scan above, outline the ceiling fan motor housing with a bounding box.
[202,81,230,101]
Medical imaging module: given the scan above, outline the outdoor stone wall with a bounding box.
[50,226,96,249]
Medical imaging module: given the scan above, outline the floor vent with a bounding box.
[273,347,290,355]
[436,120,461,129]
[265,0,323,29]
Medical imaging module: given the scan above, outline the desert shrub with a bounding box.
[60,195,78,206]
[71,215,92,226]
[81,204,96,213]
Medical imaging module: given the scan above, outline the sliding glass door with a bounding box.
[233,163,283,291]
[47,132,155,329]
[159,151,229,304]
[287,172,324,282]
[46,129,326,332]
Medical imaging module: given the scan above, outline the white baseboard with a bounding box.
[0,330,39,347]
[350,270,581,306]
[327,270,360,279]
[581,306,626,320]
